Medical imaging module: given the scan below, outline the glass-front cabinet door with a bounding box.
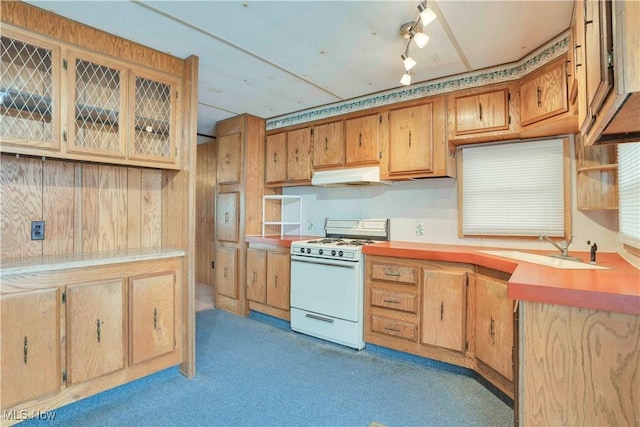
[0,29,61,151]
[66,51,128,158]
[129,70,179,165]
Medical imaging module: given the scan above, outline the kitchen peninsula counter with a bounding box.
[363,241,640,315]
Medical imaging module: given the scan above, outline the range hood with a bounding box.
[310,166,391,187]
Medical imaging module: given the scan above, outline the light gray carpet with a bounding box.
[22,309,513,426]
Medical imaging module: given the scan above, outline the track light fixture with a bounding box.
[398,1,438,86]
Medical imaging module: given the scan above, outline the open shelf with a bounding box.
[262,195,302,238]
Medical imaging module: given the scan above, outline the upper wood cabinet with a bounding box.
[0,29,61,151]
[265,132,288,185]
[216,191,239,242]
[312,120,344,169]
[286,128,311,183]
[217,131,242,184]
[448,84,517,142]
[345,113,380,166]
[265,128,311,186]
[0,26,184,169]
[386,97,454,179]
[520,58,568,127]
[1,288,61,410]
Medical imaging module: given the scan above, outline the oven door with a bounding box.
[290,254,362,322]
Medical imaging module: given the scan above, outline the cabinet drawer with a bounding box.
[371,263,418,284]
[370,288,417,313]
[371,315,418,341]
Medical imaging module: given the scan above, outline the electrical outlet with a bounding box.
[307,219,314,231]
[31,220,45,240]
[415,222,424,236]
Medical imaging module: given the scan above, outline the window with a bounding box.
[618,142,640,248]
[460,138,569,237]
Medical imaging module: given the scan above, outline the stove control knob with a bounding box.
[319,249,323,255]
[306,248,311,254]
[300,248,305,254]
[338,251,343,257]
[331,250,336,256]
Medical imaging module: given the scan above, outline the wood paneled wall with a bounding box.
[196,141,216,285]
[0,154,163,260]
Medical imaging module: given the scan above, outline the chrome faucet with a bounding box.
[539,234,582,262]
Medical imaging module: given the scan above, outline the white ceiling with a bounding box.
[27,1,574,140]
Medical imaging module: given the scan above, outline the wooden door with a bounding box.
[246,248,267,303]
[217,131,241,184]
[1,288,60,409]
[266,252,290,310]
[66,50,128,158]
[388,104,433,174]
[0,29,61,151]
[520,59,568,126]
[451,88,510,135]
[129,272,175,365]
[216,191,239,242]
[265,132,287,184]
[216,246,238,299]
[345,113,380,166]
[128,68,179,165]
[286,128,311,182]
[475,275,513,380]
[66,279,125,384]
[421,269,466,351]
[312,121,344,169]
[574,0,588,129]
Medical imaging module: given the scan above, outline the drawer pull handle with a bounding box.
[153,308,158,330]
[479,102,483,121]
[324,137,328,151]
[252,271,257,283]
[305,313,334,323]
[408,130,411,148]
[489,316,495,338]
[273,152,277,163]
[536,87,542,107]
[359,132,362,147]
[274,275,278,287]
[440,301,444,321]
[384,270,401,277]
[223,267,228,278]
[96,319,101,343]
[384,327,400,332]
[23,336,28,364]
[224,212,229,223]
[225,153,230,164]
[383,299,399,304]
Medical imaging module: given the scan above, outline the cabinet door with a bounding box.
[345,113,380,166]
[129,272,175,365]
[67,51,128,158]
[421,270,466,352]
[582,0,613,134]
[66,279,125,384]
[475,275,513,381]
[1,288,60,409]
[216,192,239,242]
[129,69,179,165]
[217,131,242,184]
[286,128,311,182]
[266,252,290,310]
[450,87,510,136]
[520,59,568,126]
[574,0,588,129]
[265,132,287,184]
[388,104,433,174]
[312,121,344,169]
[216,246,238,299]
[0,30,61,150]
[246,248,267,303]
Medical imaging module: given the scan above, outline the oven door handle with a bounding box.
[291,255,357,268]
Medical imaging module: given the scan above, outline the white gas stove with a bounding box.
[289,219,389,350]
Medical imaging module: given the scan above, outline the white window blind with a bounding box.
[618,142,640,247]
[461,138,565,237]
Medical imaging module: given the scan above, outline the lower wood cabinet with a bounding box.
[1,288,61,410]
[66,279,126,385]
[365,255,514,399]
[0,257,182,422]
[246,245,290,320]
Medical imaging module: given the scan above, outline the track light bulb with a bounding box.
[417,2,437,27]
[413,31,429,48]
[401,53,416,71]
[400,72,412,86]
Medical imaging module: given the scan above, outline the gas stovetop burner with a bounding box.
[337,239,376,246]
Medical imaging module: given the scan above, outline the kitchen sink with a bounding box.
[479,250,610,270]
